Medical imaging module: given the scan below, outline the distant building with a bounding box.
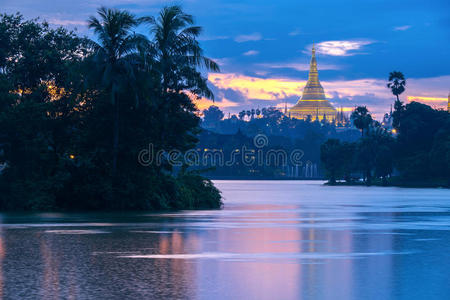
[335,106,350,127]
[381,105,394,130]
[289,45,337,122]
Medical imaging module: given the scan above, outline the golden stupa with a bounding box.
[289,45,336,121]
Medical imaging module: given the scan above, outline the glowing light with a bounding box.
[69,154,75,159]
[407,96,447,103]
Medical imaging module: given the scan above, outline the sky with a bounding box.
[2,0,449,119]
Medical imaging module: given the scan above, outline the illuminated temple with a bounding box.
[289,45,336,121]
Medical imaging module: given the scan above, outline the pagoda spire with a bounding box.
[300,44,326,101]
[288,42,336,122]
[308,44,318,82]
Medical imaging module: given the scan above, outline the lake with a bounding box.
[0,180,449,299]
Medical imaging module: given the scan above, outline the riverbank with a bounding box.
[325,177,449,188]
[207,176,324,180]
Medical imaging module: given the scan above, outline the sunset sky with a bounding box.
[3,0,449,119]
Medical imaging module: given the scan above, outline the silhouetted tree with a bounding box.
[0,8,223,210]
[387,71,406,102]
[387,71,406,129]
[203,105,224,128]
[320,139,342,184]
[351,106,373,137]
[88,7,144,175]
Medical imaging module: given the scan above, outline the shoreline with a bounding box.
[209,177,449,188]
[207,176,325,181]
[324,179,449,189]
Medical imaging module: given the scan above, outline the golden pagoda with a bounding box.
[289,45,336,122]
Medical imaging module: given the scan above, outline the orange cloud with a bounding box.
[206,73,450,118]
[194,97,239,111]
[208,73,305,100]
[407,96,448,110]
[407,96,447,102]
[208,73,392,101]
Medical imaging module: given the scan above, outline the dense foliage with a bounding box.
[0,7,223,210]
[197,106,360,178]
[320,101,449,187]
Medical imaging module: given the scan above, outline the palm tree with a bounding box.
[141,6,219,97]
[351,106,373,137]
[88,7,145,175]
[387,71,406,130]
[261,107,267,118]
[238,110,246,120]
[140,6,219,151]
[387,71,406,102]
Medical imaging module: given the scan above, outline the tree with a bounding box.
[393,101,449,180]
[429,124,450,183]
[238,110,246,120]
[372,128,394,185]
[351,106,372,137]
[88,7,144,175]
[141,5,219,152]
[261,107,267,117]
[256,108,261,118]
[387,71,406,102]
[320,139,357,184]
[340,142,356,182]
[392,98,405,129]
[142,6,218,95]
[203,105,224,128]
[320,139,343,184]
[388,71,406,129]
[0,13,88,209]
[0,8,223,211]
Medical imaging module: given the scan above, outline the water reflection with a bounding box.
[0,181,449,299]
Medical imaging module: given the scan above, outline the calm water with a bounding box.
[0,181,449,300]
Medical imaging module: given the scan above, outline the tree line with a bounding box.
[0,7,222,210]
[320,72,450,187]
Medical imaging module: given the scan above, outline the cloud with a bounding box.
[288,28,301,36]
[207,73,450,118]
[393,25,411,31]
[47,18,88,26]
[243,50,259,56]
[234,33,262,43]
[313,40,374,56]
[194,97,240,111]
[209,73,304,101]
[407,96,447,109]
[198,35,230,41]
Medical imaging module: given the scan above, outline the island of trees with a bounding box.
[320,72,449,187]
[0,7,222,210]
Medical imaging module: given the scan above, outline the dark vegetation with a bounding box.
[320,72,450,187]
[199,106,360,178]
[0,7,223,210]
